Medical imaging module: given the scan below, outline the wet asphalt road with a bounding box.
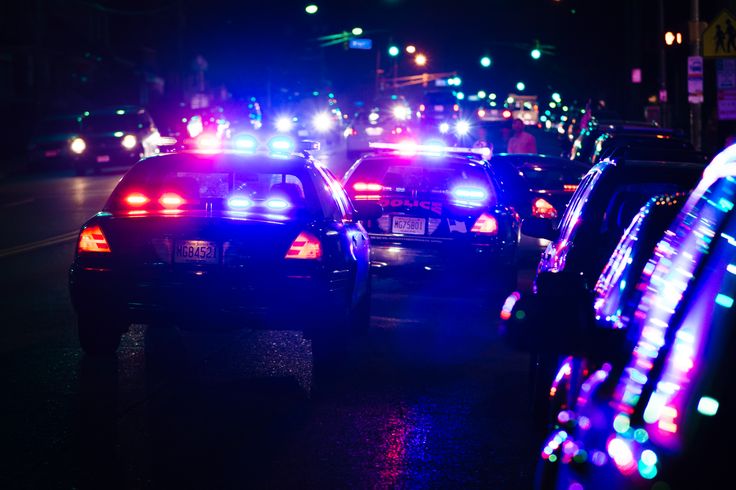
[0,148,542,489]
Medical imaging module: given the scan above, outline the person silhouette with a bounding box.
[715,24,726,53]
[727,19,736,52]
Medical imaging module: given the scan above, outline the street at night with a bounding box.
[3,1,736,489]
[0,149,538,488]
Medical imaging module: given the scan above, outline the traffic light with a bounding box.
[530,48,541,60]
[388,45,399,57]
[305,4,318,14]
[516,81,526,91]
[480,56,492,68]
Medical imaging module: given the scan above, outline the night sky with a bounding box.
[0,1,728,126]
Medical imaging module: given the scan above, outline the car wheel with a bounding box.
[77,312,124,356]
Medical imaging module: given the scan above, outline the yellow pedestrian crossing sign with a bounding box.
[705,9,736,57]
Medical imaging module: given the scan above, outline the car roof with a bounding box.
[138,150,314,172]
[493,153,582,165]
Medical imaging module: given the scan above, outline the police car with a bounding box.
[342,141,521,287]
[69,136,377,364]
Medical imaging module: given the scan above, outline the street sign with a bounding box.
[687,56,704,104]
[717,58,736,89]
[348,38,372,50]
[704,9,736,58]
[718,89,736,120]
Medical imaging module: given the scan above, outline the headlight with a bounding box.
[438,122,450,134]
[121,134,137,149]
[312,112,333,133]
[70,137,86,154]
[455,120,471,136]
[275,117,294,133]
[392,105,410,120]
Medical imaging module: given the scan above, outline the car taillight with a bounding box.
[125,192,149,207]
[285,231,322,259]
[532,198,558,219]
[353,182,382,192]
[159,192,185,209]
[471,213,498,234]
[78,224,111,253]
[563,184,578,192]
[352,182,383,201]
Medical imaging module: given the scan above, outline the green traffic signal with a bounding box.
[305,5,318,14]
[530,48,541,60]
[388,45,400,57]
[480,56,492,68]
[516,81,526,91]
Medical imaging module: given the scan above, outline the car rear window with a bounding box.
[516,162,586,190]
[106,155,322,216]
[345,157,496,203]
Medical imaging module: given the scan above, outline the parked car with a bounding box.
[569,120,681,163]
[489,153,589,222]
[590,132,706,165]
[533,146,736,489]
[515,157,704,434]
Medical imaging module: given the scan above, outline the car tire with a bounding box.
[77,312,124,356]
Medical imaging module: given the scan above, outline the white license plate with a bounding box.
[96,155,110,163]
[297,129,309,136]
[391,216,425,235]
[174,240,219,264]
[44,150,59,157]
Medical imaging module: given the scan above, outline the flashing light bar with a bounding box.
[368,142,491,159]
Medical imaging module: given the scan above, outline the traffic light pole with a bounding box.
[689,0,702,150]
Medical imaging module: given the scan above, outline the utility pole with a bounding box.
[689,0,702,150]
[658,0,670,127]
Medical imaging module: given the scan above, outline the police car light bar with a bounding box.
[368,142,491,159]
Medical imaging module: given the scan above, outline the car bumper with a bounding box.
[69,265,349,329]
[369,235,516,273]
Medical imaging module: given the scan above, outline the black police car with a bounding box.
[342,142,520,287]
[71,106,161,175]
[69,143,376,362]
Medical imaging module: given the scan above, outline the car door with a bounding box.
[315,166,370,303]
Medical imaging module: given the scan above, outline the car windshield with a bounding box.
[81,113,144,132]
[107,154,322,217]
[346,157,496,202]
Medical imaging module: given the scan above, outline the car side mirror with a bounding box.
[522,216,559,241]
[353,201,383,222]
